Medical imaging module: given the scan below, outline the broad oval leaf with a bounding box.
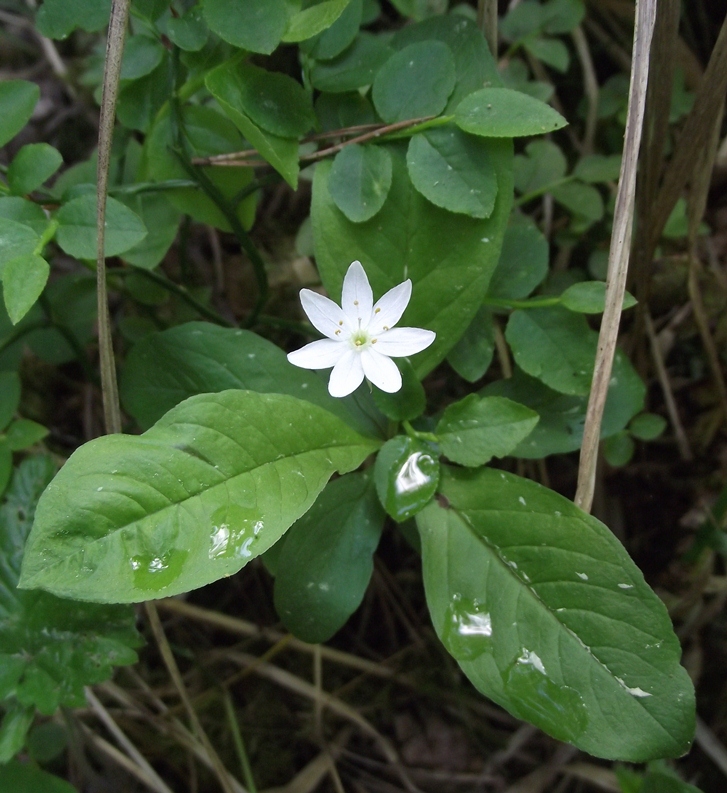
[309,32,392,93]
[560,281,637,314]
[417,466,695,760]
[19,392,380,603]
[283,0,352,43]
[374,435,439,523]
[273,471,384,643]
[302,0,362,60]
[7,144,63,196]
[202,0,287,54]
[372,41,456,123]
[487,222,548,300]
[0,81,39,147]
[0,218,39,273]
[1,456,140,714]
[455,87,567,138]
[311,142,513,377]
[446,306,495,383]
[406,127,498,218]
[328,144,392,222]
[55,195,147,259]
[35,0,110,39]
[2,253,50,324]
[435,394,538,467]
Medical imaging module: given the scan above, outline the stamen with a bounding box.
[338,320,343,326]
[353,300,359,306]
[383,325,389,331]
[371,339,377,344]
[335,330,341,335]
[375,308,381,314]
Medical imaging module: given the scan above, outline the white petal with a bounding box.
[287,339,345,370]
[341,260,374,326]
[328,349,365,397]
[369,280,412,334]
[300,289,349,339]
[373,327,436,357]
[361,348,402,393]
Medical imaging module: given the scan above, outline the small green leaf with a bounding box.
[406,127,498,218]
[0,372,21,432]
[372,41,455,123]
[561,281,637,314]
[117,55,171,132]
[6,420,49,451]
[166,6,208,51]
[574,154,622,183]
[447,306,494,383]
[120,35,165,81]
[56,195,147,259]
[19,393,380,602]
[0,197,49,235]
[524,36,569,72]
[7,144,63,196]
[455,87,568,138]
[119,193,181,270]
[3,254,50,325]
[374,435,439,522]
[0,703,34,763]
[500,2,543,41]
[0,759,78,793]
[0,442,10,497]
[206,64,300,188]
[417,465,695,760]
[487,222,549,300]
[328,144,392,222]
[26,721,68,763]
[302,0,362,60]
[133,0,168,21]
[641,770,703,793]
[0,81,39,148]
[273,472,384,643]
[310,32,392,93]
[0,218,40,274]
[603,431,636,467]
[506,307,595,396]
[436,394,539,467]
[514,139,567,195]
[629,413,667,441]
[551,181,604,224]
[542,0,585,35]
[315,91,375,131]
[36,0,110,38]
[372,358,425,421]
[202,0,288,54]
[283,0,352,43]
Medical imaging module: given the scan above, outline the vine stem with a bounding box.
[95,0,130,435]
[574,0,657,513]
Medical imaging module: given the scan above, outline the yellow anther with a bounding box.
[353,300,359,305]
[375,308,381,314]
[335,329,341,335]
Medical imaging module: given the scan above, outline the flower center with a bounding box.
[351,329,372,349]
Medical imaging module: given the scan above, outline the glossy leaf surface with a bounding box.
[374,435,439,523]
[436,395,538,466]
[274,472,384,643]
[418,466,695,760]
[328,144,392,223]
[312,142,513,377]
[20,392,380,602]
[1,457,140,713]
[455,88,568,138]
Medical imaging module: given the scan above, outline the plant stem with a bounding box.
[402,420,438,444]
[477,0,498,57]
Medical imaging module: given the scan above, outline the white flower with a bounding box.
[287,261,436,398]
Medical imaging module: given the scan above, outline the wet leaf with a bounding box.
[374,435,439,522]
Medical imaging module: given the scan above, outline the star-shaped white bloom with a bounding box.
[287,261,436,398]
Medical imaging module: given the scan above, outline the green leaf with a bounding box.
[0,219,39,275]
[641,770,703,793]
[142,105,257,231]
[455,88,567,138]
[315,91,375,131]
[371,358,425,421]
[120,35,165,81]
[36,0,110,38]
[19,392,380,603]
[500,58,554,102]
[202,0,288,54]
[206,63,300,188]
[524,36,569,72]
[542,0,585,35]
[436,394,539,467]
[117,55,171,132]
[273,472,383,642]
[328,144,392,223]
[0,372,20,432]
[506,307,595,396]
[574,154,622,183]
[167,6,208,51]
[133,0,168,21]
[309,32,392,93]
[3,255,50,325]
[26,721,68,763]
[0,442,10,497]
[446,306,494,383]
[417,465,695,760]
[302,0,362,60]
[391,15,501,112]
[602,431,635,468]
[119,193,181,270]
[0,198,49,235]
[629,413,667,442]
[406,127,498,218]
[0,81,39,148]
[514,139,567,194]
[482,359,645,459]
[119,322,383,438]
[551,181,604,224]
[374,435,439,522]
[311,141,513,377]
[0,760,77,793]
[5,420,49,451]
[561,281,637,314]
[372,41,455,123]
[500,2,544,41]
[7,144,63,197]
[0,703,34,763]
[487,222,548,300]
[55,195,147,260]
[213,63,315,139]
[1,456,141,712]
[283,0,352,42]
